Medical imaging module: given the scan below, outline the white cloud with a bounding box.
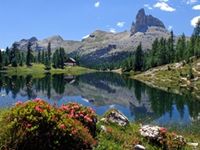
[159,0,169,2]
[191,16,200,27]
[116,21,125,28]
[0,49,5,52]
[144,4,153,10]
[153,2,176,12]
[94,1,100,8]
[109,28,116,33]
[82,34,90,39]
[186,0,198,4]
[168,25,173,31]
[193,5,200,10]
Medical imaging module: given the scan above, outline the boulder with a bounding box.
[140,125,186,146]
[139,125,163,140]
[187,142,199,148]
[103,109,129,126]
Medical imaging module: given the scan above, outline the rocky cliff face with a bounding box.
[11,9,169,67]
[130,8,165,35]
[13,35,81,53]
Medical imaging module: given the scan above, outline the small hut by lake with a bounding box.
[64,57,77,66]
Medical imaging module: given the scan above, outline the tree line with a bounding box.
[0,42,72,70]
[121,20,200,72]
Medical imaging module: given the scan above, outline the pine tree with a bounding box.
[10,43,19,67]
[158,38,168,65]
[46,42,51,70]
[47,42,51,62]
[168,31,175,63]
[175,34,186,61]
[44,51,51,70]
[193,19,200,37]
[59,47,65,69]
[41,50,45,64]
[26,42,33,66]
[37,51,41,63]
[149,38,159,68]
[0,50,2,69]
[52,50,59,68]
[134,43,144,71]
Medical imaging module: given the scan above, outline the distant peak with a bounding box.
[137,8,145,17]
[20,37,38,42]
[29,37,38,42]
[131,8,165,35]
[45,35,64,42]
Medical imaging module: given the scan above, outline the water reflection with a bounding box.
[0,72,200,126]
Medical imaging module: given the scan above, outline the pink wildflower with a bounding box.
[15,101,23,106]
[26,123,32,128]
[160,127,167,134]
[35,106,43,113]
[60,124,66,129]
[33,98,42,102]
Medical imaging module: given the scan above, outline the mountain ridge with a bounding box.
[11,8,170,67]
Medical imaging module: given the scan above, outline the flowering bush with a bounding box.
[0,99,96,150]
[60,102,97,136]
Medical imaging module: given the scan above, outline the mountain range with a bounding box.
[12,8,170,67]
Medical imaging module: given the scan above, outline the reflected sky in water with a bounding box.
[0,72,200,127]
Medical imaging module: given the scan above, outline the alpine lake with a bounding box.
[0,72,200,131]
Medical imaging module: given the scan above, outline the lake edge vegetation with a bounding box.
[0,99,199,150]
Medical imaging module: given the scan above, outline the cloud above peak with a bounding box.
[192,5,200,10]
[109,28,116,33]
[153,2,176,12]
[144,4,153,10]
[94,1,100,8]
[185,0,198,5]
[116,22,125,28]
[191,16,200,27]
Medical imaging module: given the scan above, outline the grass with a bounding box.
[130,59,200,99]
[95,122,200,150]
[1,64,95,77]
[0,106,199,150]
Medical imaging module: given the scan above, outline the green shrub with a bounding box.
[0,99,96,150]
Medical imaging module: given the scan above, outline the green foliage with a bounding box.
[134,43,144,71]
[188,64,194,79]
[193,19,200,36]
[0,50,2,69]
[26,42,33,66]
[10,43,20,67]
[95,121,189,150]
[37,50,41,63]
[0,99,96,150]
[52,47,66,69]
[45,42,52,70]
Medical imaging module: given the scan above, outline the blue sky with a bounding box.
[0,0,200,48]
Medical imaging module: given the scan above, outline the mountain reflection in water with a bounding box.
[0,72,200,127]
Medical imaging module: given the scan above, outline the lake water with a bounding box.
[0,72,200,128]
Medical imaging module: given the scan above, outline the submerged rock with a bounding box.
[103,109,129,126]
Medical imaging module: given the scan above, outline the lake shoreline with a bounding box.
[0,101,199,149]
[0,64,96,77]
[128,58,200,100]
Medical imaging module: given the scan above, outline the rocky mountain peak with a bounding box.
[43,35,64,43]
[20,37,38,43]
[131,8,165,35]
